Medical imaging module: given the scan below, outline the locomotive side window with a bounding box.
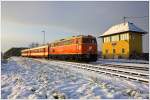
[76,40,79,44]
[63,40,73,45]
[57,42,62,46]
[76,38,81,44]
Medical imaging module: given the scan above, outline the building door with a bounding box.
[113,49,115,59]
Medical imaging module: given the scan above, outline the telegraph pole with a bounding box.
[42,30,45,45]
[123,16,148,24]
[123,16,127,25]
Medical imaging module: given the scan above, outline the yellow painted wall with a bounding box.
[129,32,142,55]
[101,32,142,59]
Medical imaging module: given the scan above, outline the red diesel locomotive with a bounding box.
[21,35,97,61]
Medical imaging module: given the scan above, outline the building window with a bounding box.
[120,33,129,40]
[111,35,119,42]
[113,49,115,54]
[119,35,120,40]
[122,48,125,53]
[104,37,110,43]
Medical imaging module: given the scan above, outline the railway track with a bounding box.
[95,64,149,71]
[97,59,149,64]
[35,59,149,83]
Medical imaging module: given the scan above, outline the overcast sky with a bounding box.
[1,1,149,52]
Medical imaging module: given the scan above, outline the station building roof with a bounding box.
[99,22,147,37]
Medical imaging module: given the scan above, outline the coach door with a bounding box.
[76,39,79,54]
[43,48,45,57]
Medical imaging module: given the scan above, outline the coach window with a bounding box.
[53,43,56,47]
[64,40,68,45]
[61,42,63,46]
[64,41,66,45]
[71,39,74,44]
[72,39,75,44]
[76,39,78,44]
[68,40,72,45]
[59,42,62,46]
[66,40,68,45]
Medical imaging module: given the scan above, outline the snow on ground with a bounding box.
[1,57,149,99]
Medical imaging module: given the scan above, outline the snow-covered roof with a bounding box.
[100,22,147,37]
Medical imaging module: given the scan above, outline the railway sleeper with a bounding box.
[138,79,149,83]
[106,73,111,75]
[131,73,139,75]
[120,75,127,78]
[98,72,104,74]
[128,77,137,80]
[140,74,149,77]
[123,71,130,74]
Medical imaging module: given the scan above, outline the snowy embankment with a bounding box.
[1,57,149,99]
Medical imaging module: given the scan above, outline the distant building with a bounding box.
[99,22,147,59]
[3,47,28,59]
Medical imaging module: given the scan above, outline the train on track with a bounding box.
[21,35,98,61]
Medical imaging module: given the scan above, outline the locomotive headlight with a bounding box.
[89,46,92,50]
[78,46,81,50]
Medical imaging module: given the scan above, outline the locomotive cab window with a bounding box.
[83,38,96,44]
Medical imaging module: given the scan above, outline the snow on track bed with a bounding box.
[43,60,149,83]
[97,58,149,64]
[1,57,149,99]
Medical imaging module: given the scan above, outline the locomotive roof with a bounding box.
[22,35,95,51]
[51,35,95,43]
[99,22,147,37]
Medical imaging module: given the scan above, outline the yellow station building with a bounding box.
[99,22,147,59]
